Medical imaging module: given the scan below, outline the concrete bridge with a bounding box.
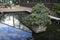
[0,6,32,13]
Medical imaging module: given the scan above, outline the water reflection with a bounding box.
[1,14,32,33]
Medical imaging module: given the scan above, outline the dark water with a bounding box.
[33,24,60,40]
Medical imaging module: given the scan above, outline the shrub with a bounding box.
[21,3,51,33]
[54,4,60,17]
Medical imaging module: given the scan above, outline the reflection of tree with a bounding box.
[0,14,6,22]
[0,13,24,28]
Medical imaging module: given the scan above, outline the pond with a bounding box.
[0,12,60,40]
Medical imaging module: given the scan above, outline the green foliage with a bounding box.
[56,11,60,17]
[54,4,60,10]
[4,1,13,8]
[54,4,60,17]
[32,3,49,14]
[21,3,51,28]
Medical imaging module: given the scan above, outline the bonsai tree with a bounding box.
[21,3,51,33]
